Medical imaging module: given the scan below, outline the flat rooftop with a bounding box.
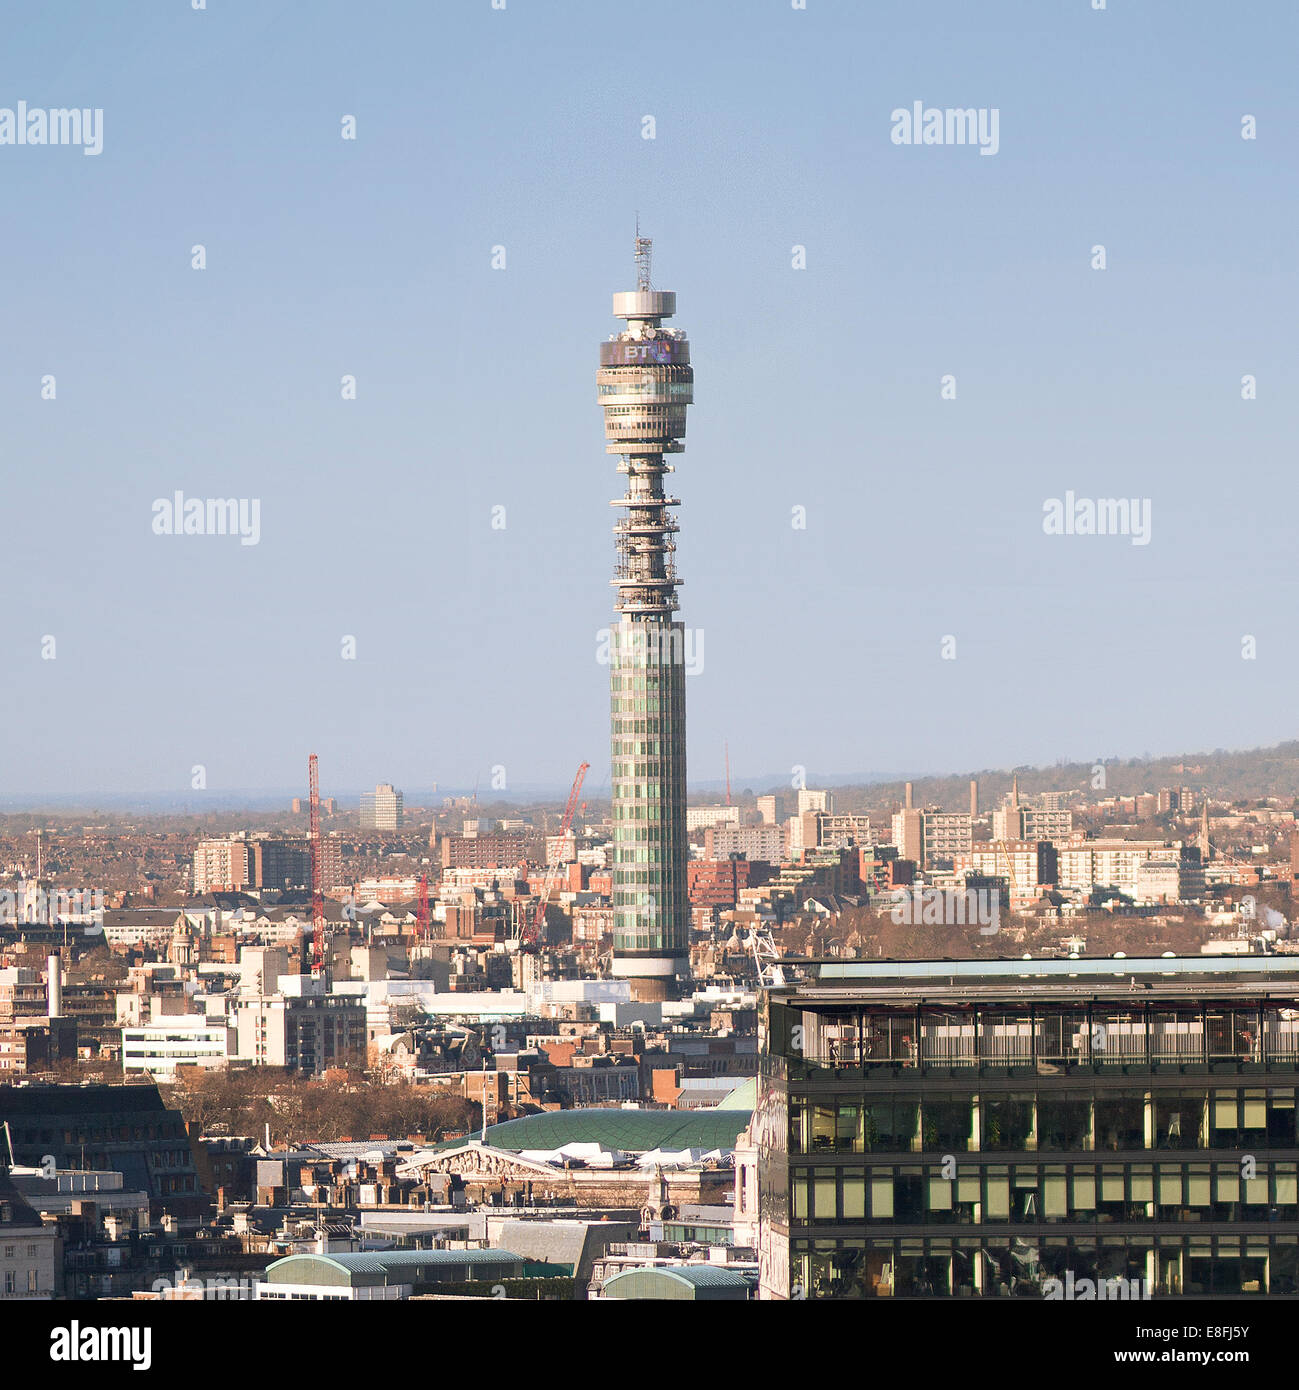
[777,955,1299,1006]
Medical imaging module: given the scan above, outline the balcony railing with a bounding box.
[784,1005,1299,1075]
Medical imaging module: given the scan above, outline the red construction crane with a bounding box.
[308,753,324,976]
[416,872,430,942]
[521,761,589,951]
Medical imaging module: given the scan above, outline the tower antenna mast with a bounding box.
[634,218,653,291]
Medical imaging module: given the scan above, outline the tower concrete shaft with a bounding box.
[598,239,694,999]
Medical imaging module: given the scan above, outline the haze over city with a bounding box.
[4,0,1296,796]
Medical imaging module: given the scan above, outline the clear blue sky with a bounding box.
[2,0,1296,801]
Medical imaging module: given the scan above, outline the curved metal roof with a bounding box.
[602,1265,752,1298]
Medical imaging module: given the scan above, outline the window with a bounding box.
[1038,1094,1092,1151]
[1095,1090,1146,1151]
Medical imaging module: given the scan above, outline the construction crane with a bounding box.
[308,753,325,976]
[415,872,430,943]
[520,762,590,952]
[992,839,1020,910]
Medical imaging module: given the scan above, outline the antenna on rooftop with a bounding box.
[634,215,653,291]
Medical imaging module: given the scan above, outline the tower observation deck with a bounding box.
[598,235,694,1000]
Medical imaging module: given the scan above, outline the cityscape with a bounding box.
[2,0,1293,1369]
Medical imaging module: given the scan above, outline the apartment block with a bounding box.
[961,841,1058,902]
[1056,840,1171,898]
[233,978,367,1076]
[360,784,404,831]
[891,811,972,870]
[705,824,784,864]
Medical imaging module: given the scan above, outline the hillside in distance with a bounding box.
[812,741,1299,815]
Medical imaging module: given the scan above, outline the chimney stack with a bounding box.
[46,954,62,1019]
[969,779,978,819]
[904,782,913,811]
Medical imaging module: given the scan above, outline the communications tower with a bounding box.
[598,233,693,1000]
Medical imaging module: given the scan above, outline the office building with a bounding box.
[0,1083,201,1213]
[758,956,1299,1299]
[121,1006,235,1078]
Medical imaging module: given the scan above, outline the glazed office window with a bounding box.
[1155,1090,1205,1149]
[1243,1167,1269,1209]
[927,1177,953,1212]
[861,1099,918,1151]
[921,1095,973,1153]
[982,1094,1034,1151]
[984,1170,1010,1220]
[1243,1089,1268,1132]
[1095,1091,1146,1151]
[804,1104,836,1153]
[893,1170,925,1223]
[1276,1165,1298,1206]
[1275,1239,1299,1295]
[1268,1088,1297,1144]
[834,1104,865,1153]
[1042,1171,1068,1220]
[814,1170,837,1221]
[1038,1095,1091,1151]
[842,1171,867,1220]
[870,1174,894,1219]
[1012,1168,1040,1223]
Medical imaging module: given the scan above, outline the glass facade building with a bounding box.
[599,237,693,999]
[757,956,1299,1299]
